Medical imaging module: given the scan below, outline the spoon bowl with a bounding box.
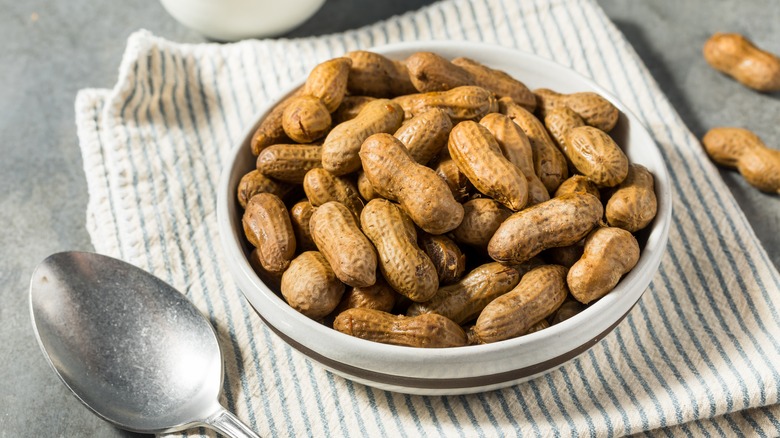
[29,251,259,437]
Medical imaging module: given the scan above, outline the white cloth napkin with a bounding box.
[76,0,780,435]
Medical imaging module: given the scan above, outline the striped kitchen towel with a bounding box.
[75,0,780,436]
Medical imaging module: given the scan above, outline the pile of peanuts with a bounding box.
[238,50,658,348]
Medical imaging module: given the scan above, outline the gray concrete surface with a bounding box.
[0,0,777,436]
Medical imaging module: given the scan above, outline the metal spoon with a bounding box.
[29,251,260,438]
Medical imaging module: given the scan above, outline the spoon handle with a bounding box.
[203,406,261,438]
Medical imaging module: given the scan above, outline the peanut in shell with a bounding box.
[474,265,569,343]
[488,193,603,264]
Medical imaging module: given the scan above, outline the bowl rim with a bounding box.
[217,40,672,385]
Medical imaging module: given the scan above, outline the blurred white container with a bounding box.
[160,0,326,41]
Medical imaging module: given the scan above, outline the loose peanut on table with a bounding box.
[237,50,653,348]
[702,127,780,194]
[703,33,780,92]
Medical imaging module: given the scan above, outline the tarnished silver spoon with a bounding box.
[29,251,260,438]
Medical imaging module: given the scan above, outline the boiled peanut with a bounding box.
[360,133,464,234]
[407,262,520,325]
[474,265,568,343]
[452,57,536,111]
[361,199,439,302]
[432,150,473,202]
[525,319,550,334]
[249,87,302,155]
[499,97,568,193]
[281,251,345,319]
[394,108,453,165]
[605,164,657,232]
[242,193,296,274]
[393,85,498,122]
[544,106,585,152]
[564,126,628,187]
[289,200,317,252]
[453,198,511,248]
[309,201,377,288]
[702,127,780,194]
[332,96,376,124]
[554,175,600,199]
[488,193,603,264]
[237,169,296,209]
[534,88,619,133]
[356,171,381,201]
[418,233,466,285]
[248,248,283,292]
[333,279,398,315]
[448,121,529,211]
[549,299,585,325]
[302,168,364,220]
[303,57,352,112]
[703,33,780,92]
[406,52,475,92]
[333,308,467,348]
[465,325,481,345]
[321,99,404,175]
[568,227,639,304]
[480,113,549,206]
[281,96,331,143]
[350,109,455,201]
[542,243,584,269]
[345,51,416,97]
[256,144,322,183]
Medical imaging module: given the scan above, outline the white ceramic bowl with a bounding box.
[218,41,672,395]
[160,0,325,41]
